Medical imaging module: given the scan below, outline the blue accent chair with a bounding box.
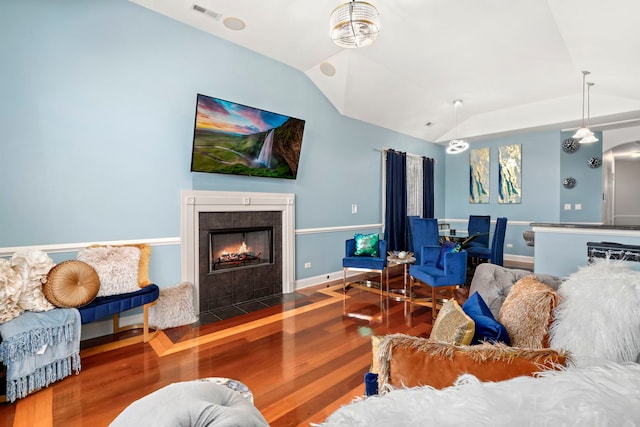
[342,238,388,294]
[466,217,508,266]
[409,249,468,320]
[466,215,491,249]
[408,217,440,265]
[408,218,468,319]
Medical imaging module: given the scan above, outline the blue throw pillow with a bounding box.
[462,292,510,345]
[436,241,461,269]
[354,233,379,257]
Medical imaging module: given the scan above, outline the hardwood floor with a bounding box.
[0,273,435,427]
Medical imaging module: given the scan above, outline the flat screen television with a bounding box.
[190,94,306,179]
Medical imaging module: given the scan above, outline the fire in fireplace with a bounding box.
[209,227,273,272]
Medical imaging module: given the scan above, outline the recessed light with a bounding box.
[319,62,336,77]
[223,17,246,31]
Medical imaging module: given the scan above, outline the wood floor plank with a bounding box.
[13,388,52,427]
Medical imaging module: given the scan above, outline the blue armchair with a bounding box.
[466,217,507,266]
[408,217,440,265]
[409,235,468,320]
[342,236,388,294]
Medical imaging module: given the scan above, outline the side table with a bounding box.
[386,255,416,301]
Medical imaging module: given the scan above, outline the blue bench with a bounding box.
[78,284,160,342]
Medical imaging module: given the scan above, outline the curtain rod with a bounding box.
[377,148,437,162]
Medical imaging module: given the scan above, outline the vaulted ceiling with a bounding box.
[131,0,640,146]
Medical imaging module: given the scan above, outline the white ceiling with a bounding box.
[130,0,640,146]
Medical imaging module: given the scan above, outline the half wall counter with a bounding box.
[531,223,640,277]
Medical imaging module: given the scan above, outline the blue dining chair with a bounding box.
[409,243,468,320]
[466,215,491,249]
[408,217,440,265]
[466,217,508,266]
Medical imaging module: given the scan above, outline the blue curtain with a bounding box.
[422,157,435,218]
[384,149,407,251]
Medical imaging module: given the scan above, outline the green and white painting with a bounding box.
[498,144,521,204]
[469,147,490,203]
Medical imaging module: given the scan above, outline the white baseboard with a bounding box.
[295,270,347,290]
[504,254,534,264]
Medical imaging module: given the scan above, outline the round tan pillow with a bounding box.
[43,260,100,308]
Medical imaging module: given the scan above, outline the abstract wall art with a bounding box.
[469,147,490,204]
[498,144,522,204]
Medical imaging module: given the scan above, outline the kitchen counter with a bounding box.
[530,223,640,276]
[530,223,640,231]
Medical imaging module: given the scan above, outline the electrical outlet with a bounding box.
[351,204,358,214]
[564,203,572,210]
[506,243,513,248]
[304,262,311,268]
[575,203,582,210]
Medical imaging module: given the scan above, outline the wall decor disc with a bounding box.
[562,138,580,153]
[588,156,602,168]
[563,177,577,189]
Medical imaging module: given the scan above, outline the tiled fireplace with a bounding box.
[181,191,295,315]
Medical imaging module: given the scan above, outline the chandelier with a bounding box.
[573,70,599,144]
[446,100,469,154]
[330,1,380,48]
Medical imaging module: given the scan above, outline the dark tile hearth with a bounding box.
[196,292,304,326]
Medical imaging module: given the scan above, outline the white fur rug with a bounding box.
[549,260,640,366]
[149,282,197,330]
[318,362,640,427]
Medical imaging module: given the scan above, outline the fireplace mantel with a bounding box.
[180,190,295,313]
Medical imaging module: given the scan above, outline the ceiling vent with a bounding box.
[191,4,222,20]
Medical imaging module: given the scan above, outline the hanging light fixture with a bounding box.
[330,1,380,48]
[579,81,599,144]
[573,70,597,142]
[446,99,469,154]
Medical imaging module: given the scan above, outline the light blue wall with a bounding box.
[559,131,603,223]
[444,130,604,259]
[0,0,445,285]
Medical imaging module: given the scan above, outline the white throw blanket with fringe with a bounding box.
[0,308,81,402]
[318,362,640,427]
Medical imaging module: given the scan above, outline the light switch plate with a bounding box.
[564,203,572,210]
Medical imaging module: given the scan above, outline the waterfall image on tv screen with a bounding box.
[190,94,306,179]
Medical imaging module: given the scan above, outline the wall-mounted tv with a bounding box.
[190,94,306,179]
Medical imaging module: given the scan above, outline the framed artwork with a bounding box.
[469,147,490,204]
[498,144,522,204]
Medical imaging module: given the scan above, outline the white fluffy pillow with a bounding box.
[78,246,141,297]
[0,258,23,323]
[149,282,197,330]
[11,249,56,312]
[549,260,640,366]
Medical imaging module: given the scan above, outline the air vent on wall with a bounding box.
[191,3,222,20]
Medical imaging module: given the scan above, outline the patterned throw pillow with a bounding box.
[436,241,461,269]
[498,276,559,348]
[354,233,379,257]
[430,299,475,345]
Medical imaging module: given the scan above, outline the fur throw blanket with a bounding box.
[318,362,640,426]
[549,260,640,366]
